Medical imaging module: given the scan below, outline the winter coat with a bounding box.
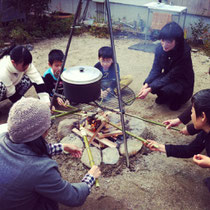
[144,41,194,102]
[0,133,90,210]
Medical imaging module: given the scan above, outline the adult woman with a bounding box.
[0,97,101,210]
[138,22,194,111]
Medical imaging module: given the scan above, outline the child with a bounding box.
[145,89,210,191]
[0,97,101,209]
[94,46,132,99]
[43,49,69,107]
[0,45,50,104]
[137,22,194,111]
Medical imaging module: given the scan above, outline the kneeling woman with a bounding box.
[0,97,101,210]
[138,21,194,111]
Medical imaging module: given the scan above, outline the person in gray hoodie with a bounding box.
[0,97,101,210]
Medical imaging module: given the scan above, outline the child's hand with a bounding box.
[163,118,182,129]
[180,126,189,135]
[64,99,70,107]
[57,97,69,108]
[193,154,210,168]
[144,139,166,153]
[88,165,101,179]
[63,144,82,158]
[51,105,56,113]
[101,89,109,98]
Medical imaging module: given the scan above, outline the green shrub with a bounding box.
[190,17,210,44]
[10,26,32,43]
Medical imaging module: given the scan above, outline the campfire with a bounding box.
[71,111,123,149]
[57,108,147,169]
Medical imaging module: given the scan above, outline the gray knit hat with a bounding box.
[7,97,51,143]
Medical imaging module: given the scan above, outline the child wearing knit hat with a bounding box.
[0,97,101,209]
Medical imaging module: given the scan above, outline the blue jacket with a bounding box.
[94,62,120,90]
[0,133,90,210]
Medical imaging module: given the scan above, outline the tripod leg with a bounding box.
[51,0,83,108]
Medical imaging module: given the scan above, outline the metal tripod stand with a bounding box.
[51,0,130,167]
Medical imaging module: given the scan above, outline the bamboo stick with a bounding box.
[81,127,100,187]
[52,109,67,113]
[125,113,181,132]
[51,109,80,119]
[107,121,159,148]
[90,102,181,132]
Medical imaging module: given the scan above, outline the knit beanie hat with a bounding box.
[7,97,51,143]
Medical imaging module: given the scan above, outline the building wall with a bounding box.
[49,0,210,39]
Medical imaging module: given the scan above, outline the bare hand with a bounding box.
[63,144,82,158]
[88,165,101,179]
[137,87,151,99]
[57,97,69,108]
[163,118,182,129]
[140,83,148,92]
[144,139,166,153]
[180,126,189,135]
[101,89,110,98]
[193,154,210,168]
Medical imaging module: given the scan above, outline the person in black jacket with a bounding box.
[163,104,200,135]
[145,89,210,192]
[138,22,194,111]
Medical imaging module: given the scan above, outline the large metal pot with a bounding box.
[61,66,102,103]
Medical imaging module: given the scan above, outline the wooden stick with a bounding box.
[98,130,123,139]
[72,128,101,148]
[88,121,106,144]
[84,128,117,148]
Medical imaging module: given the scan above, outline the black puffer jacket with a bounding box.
[144,41,194,102]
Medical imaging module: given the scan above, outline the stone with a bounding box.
[102,147,120,164]
[119,139,143,157]
[81,147,101,168]
[60,133,84,153]
[127,117,146,136]
[57,118,79,139]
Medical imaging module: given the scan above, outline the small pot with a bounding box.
[61,66,102,103]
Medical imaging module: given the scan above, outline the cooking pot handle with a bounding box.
[79,67,85,72]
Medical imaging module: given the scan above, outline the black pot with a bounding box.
[61,66,102,103]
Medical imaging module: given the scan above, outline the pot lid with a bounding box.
[61,66,102,85]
